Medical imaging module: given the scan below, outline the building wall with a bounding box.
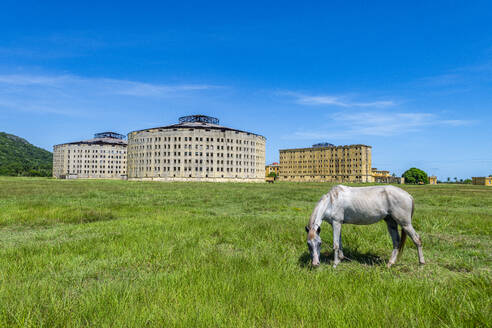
[428,176,437,185]
[53,143,127,179]
[472,177,492,186]
[279,145,372,182]
[127,128,266,182]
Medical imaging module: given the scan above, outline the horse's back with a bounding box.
[330,185,413,224]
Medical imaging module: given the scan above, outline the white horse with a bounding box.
[305,185,425,268]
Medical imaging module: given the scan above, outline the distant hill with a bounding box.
[0,132,52,177]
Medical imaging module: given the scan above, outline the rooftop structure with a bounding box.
[312,142,335,148]
[179,115,220,125]
[131,114,264,138]
[94,132,126,140]
[54,131,127,147]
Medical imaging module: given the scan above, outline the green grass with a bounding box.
[0,177,490,327]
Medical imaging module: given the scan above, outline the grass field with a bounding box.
[0,177,490,327]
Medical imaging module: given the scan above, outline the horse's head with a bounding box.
[305,225,322,267]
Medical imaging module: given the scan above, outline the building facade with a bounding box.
[279,143,372,182]
[472,177,492,186]
[53,132,127,179]
[428,176,437,185]
[265,162,280,177]
[127,115,266,182]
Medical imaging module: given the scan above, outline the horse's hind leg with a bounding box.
[338,232,344,260]
[385,217,400,267]
[402,224,425,265]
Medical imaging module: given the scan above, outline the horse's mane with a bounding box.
[309,185,345,229]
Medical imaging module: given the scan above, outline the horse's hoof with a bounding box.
[419,261,426,265]
[387,262,393,268]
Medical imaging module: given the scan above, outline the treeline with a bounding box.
[0,132,53,177]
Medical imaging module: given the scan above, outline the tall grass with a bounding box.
[0,177,490,327]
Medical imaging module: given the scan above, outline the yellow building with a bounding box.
[279,143,372,182]
[371,168,404,184]
[265,162,280,177]
[428,176,437,185]
[472,177,492,186]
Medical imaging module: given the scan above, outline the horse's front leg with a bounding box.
[332,222,342,267]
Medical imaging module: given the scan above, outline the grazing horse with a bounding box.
[305,185,425,268]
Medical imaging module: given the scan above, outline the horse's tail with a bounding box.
[397,198,413,260]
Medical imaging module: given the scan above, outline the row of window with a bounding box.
[71,165,124,169]
[66,148,125,153]
[133,135,258,146]
[69,170,125,175]
[68,155,124,159]
[130,159,261,166]
[133,167,256,173]
[129,152,262,159]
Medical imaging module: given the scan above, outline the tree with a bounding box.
[463,179,472,184]
[402,168,429,184]
[447,177,451,183]
[268,172,277,178]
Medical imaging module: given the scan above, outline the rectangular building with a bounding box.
[279,143,372,182]
[472,177,492,186]
[371,168,404,184]
[265,162,280,177]
[428,176,437,185]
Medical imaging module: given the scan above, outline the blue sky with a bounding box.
[1,1,491,180]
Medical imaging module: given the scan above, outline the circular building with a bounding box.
[53,132,127,179]
[127,115,266,182]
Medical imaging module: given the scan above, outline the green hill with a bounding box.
[0,132,52,177]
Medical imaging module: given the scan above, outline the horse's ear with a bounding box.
[317,226,321,234]
[305,225,309,233]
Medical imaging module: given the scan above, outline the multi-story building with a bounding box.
[472,177,492,186]
[53,132,127,179]
[265,162,280,177]
[279,142,372,182]
[127,115,266,182]
[428,176,437,185]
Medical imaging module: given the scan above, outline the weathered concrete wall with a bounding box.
[53,143,127,179]
[127,127,266,182]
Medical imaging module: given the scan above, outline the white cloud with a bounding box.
[0,73,219,116]
[287,111,473,140]
[278,91,395,108]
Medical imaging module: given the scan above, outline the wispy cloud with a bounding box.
[288,111,474,140]
[278,91,395,107]
[0,73,220,116]
[414,60,492,89]
[99,79,216,97]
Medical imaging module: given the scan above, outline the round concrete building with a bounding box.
[127,115,266,182]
